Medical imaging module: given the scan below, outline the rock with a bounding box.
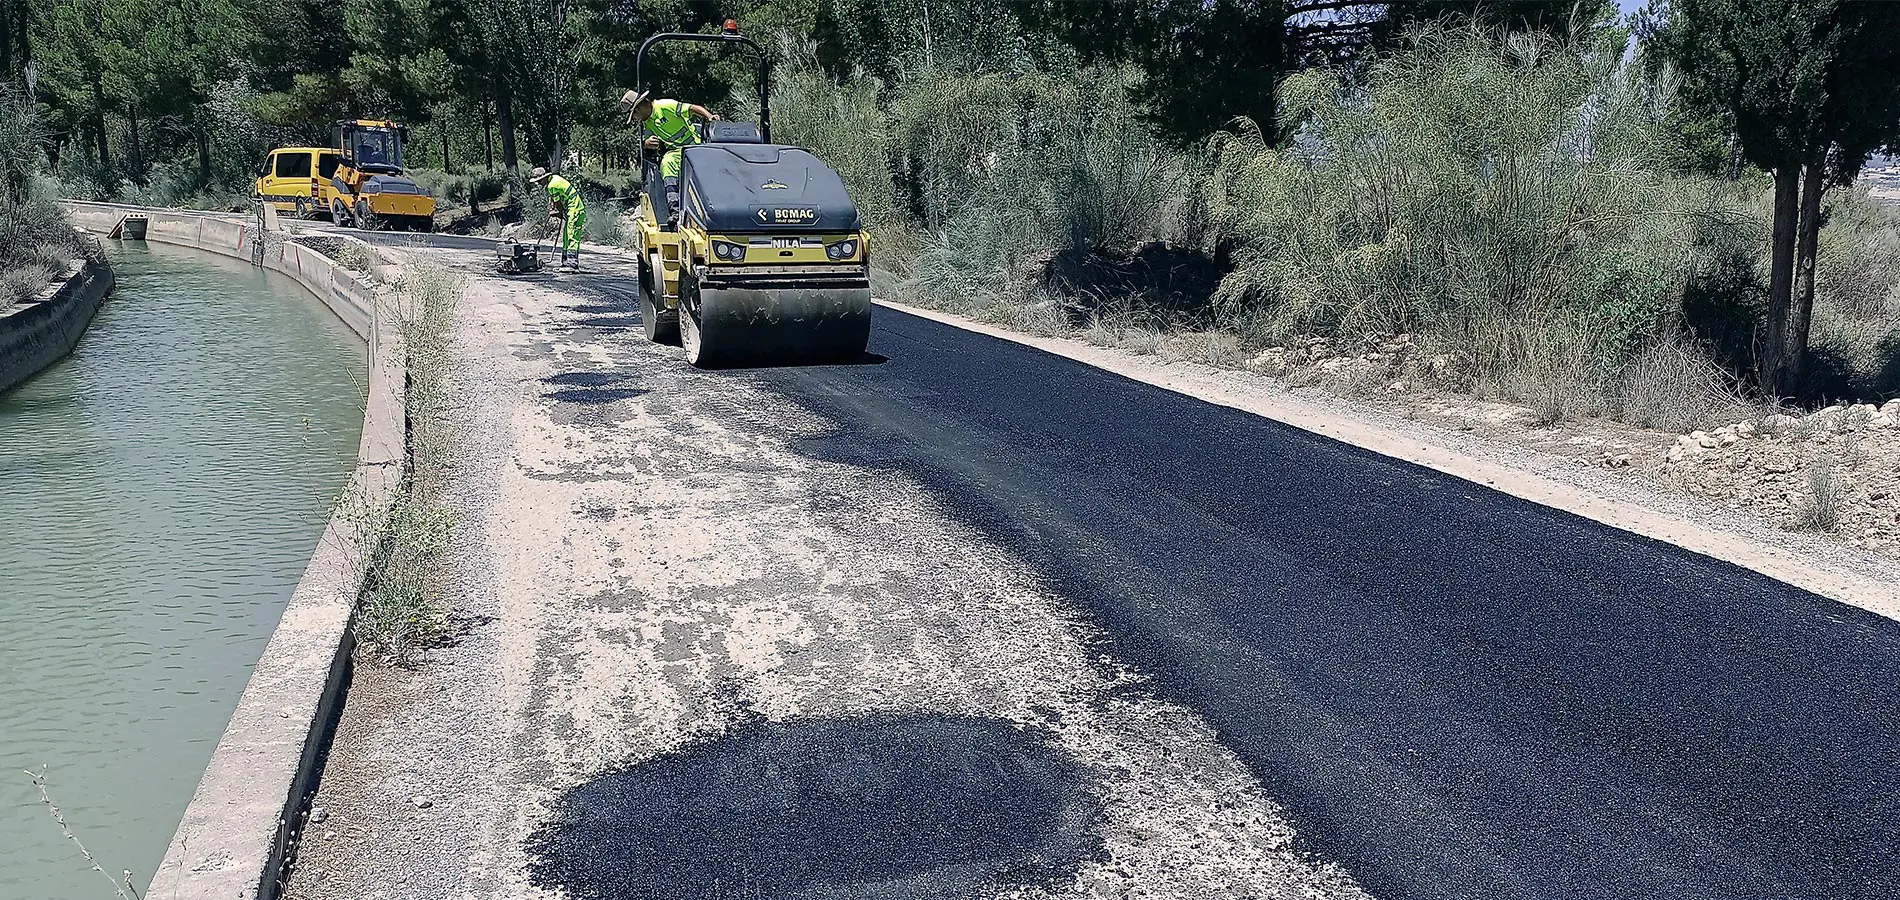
[323,829,337,840]
[1762,413,1799,434]
[1720,432,1738,446]
[1693,431,1720,449]
[1735,421,1757,437]
[1667,445,1687,463]
[411,795,433,809]
[1246,348,1290,374]
[1387,380,1409,393]
[309,806,328,824]
[1883,398,1900,417]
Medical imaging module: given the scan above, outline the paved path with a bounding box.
[290,245,1900,900]
[287,249,1367,900]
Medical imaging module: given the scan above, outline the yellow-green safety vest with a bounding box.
[643,99,702,150]
[546,174,578,215]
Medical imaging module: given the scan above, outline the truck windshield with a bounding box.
[352,129,402,172]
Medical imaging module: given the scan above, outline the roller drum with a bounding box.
[685,280,872,368]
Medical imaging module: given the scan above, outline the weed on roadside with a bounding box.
[352,261,465,663]
[1795,457,1843,532]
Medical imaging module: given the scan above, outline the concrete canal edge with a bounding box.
[62,200,407,900]
[0,240,114,394]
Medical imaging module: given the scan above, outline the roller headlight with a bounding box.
[826,239,858,260]
[714,241,745,260]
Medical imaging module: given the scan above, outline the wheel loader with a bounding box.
[632,21,872,367]
[329,119,436,232]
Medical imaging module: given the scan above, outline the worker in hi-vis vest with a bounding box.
[619,89,719,220]
[529,167,586,271]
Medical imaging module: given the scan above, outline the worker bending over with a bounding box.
[619,89,718,218]
[530,167,585,271]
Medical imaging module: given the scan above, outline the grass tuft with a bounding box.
[1795,457,1843,532]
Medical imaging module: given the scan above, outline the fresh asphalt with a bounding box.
[668,308,1899,900]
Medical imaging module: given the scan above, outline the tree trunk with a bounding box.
[483,100,494,171]
[496,87,519,172]
[1762,166,1800,396]
[90,75,110,169]
[127,109,145,184]
[441,125,450,172]
[1788,159,1828,396]
[194,110,212,187]
[10,1,28,94]
[1,1,13,93]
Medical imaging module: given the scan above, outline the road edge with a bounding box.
[62,200,407,900]
[877,298,1900,622]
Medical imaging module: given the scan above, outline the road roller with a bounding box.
[631,21,873,368]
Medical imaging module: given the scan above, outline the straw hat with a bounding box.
[529,166,551,183]
[620,89,652,125]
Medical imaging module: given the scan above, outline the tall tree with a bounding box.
[1651,0,1900,396]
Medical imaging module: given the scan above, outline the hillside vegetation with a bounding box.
[6,0,1899,417]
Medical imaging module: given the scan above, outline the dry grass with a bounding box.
[1795,457,1843,532]
[1620,338,1756,432]
[353,260,464,663]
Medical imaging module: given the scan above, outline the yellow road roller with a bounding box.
[632,22,872,367]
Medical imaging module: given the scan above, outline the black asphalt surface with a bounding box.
[691,307,1900,900]
[530,715,1101,900]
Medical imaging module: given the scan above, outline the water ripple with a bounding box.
[0,241,363,899]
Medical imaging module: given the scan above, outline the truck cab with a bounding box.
[254,147,342,219]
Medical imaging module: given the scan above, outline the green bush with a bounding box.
[1199,26,1701,408]
[1808,187,1900,401]
[1,91,89,307]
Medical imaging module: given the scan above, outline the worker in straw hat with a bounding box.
[529,166,585,271]
[619,88,719,219]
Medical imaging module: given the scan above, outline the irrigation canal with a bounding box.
[0,240,364,899]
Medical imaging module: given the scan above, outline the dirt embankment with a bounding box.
[1223,331,1900,561]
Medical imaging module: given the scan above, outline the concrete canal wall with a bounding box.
[0,245,114,394]
[62,201,407,900]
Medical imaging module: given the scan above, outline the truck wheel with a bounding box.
[331,199,352,227]
[642,251,679,345]
[294,197,312,219]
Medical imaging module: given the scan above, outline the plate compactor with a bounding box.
[632,22,872,368]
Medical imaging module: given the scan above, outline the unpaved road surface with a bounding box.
[290,237,1900,900]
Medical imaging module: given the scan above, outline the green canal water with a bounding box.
[0,240,365,899]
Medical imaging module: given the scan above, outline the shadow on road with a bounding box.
[525,714,1102,900]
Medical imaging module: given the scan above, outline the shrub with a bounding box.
[1620,336,1755,432]
[0,199,88,307]
[1198,25,1700,416]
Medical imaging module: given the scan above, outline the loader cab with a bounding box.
[336,121,407,175]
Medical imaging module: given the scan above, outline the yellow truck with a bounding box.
[327,119,435,232]
[254,147,343,220]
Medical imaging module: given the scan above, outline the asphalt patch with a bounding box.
[525,714,1103,900]
[544,387,650,405]
[544,372,636,387]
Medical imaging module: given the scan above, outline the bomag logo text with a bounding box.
[761,180,789,190]
[755,207,818,224]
